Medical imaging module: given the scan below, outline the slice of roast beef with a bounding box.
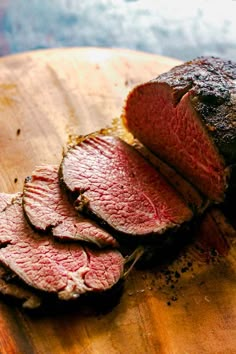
[131,139,207,212]
[0,264,41,309]
[109,116,206,212]
[0,193,124,300]
[23,165,118,248]
[61,135,193,240]
[124,56,236,203]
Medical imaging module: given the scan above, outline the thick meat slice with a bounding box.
[0,193,124,300]
[132,139,206,212]
[61,135,193,238]
[23,165,118,248]
[109,115,206,211]
[124,56,236,202]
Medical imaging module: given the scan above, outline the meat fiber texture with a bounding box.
[109,117,206,213]
[23,165,118,248]
[130,138,207,213]
[0,193,124,300]
[61,135,193,240]
[124,56,236,203]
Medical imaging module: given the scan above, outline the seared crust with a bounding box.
[154,56,236,164]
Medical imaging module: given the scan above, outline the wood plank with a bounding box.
[0,47,235,354]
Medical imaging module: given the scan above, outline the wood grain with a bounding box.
[0,47,235,354]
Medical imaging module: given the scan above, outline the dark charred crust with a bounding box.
[156,56,236,95]
[191,97,236,164]
[153,56,236,165]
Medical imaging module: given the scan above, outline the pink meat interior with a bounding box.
[0,194,124,298]
[125,82,227,202]
[62,136,192,236]
[23,165,118,248]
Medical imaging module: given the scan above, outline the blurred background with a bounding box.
[0,0,236,60]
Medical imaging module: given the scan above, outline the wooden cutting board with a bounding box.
[0,47,235,354]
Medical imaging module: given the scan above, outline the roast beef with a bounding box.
[131,139,206,212]
[0,193,124,300]
[23,165,118,248]
[61,134,193,240]
[124,56,236,203]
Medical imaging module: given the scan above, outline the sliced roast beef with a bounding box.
[23,165,118,248]
[61,135,193,239]
[124,56,236,203]
[109,116,206,211]
[0,193,124,300]
[131,139,206,212]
